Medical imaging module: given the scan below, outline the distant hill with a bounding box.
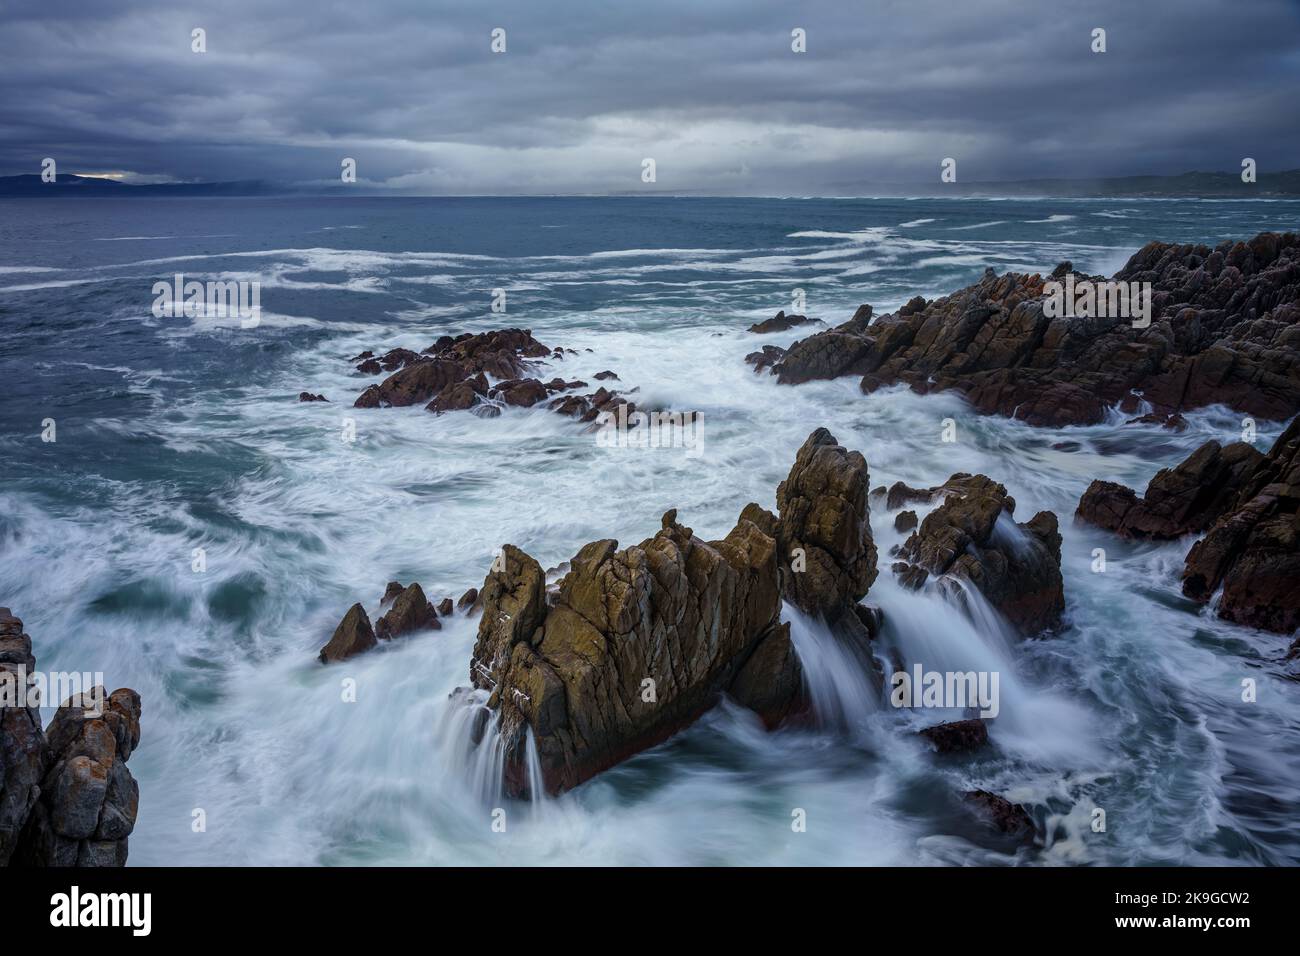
[825,169,1300,199]
[0,174,282,197]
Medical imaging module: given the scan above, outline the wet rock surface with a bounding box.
[747,310,819,334]
[920,717,990,753]
[462,428,877,797]
[1076,439,1265,539]
[1,609,142,868]
[1182,415,1300,633]
[755,232,1300,427]
[962,789,1036,842]
[891,475,1065,636]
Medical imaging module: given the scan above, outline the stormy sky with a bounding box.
[1,0,1297,194]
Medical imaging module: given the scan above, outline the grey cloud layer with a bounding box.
[1,0,1296,192]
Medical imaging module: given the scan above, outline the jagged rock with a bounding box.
[1183,416,1300,632]
[893,475,1064,636]
[1,608,43,865]
[773,427,877,623]
[773,306,876,384]
[544,378,586,392]
[726,622,804,727]
[1076,440,1264,539]
[1127,411,1188,431]
[593,370,619,381]
[748,311,817,334]
[437,598,454,617]
[886,481,934,511]
[15,686,141,867]
[744,344,787,374]
[426,377,484,414]
[919,717,989,753]
[460,428,877,796]
[758,232,1300,427]
[380,581,404,607]
[356,358,382,375]
[962,789,1035,841]
[354,329,550,409]
[468,509,789,797]
[894,510,918,533]
[318,603,377,663]
[492,378,548,407]
[376,583,440,639]
[457,587,479,612]
[298,392,328,402]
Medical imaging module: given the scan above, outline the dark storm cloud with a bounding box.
[0,0,1296,193]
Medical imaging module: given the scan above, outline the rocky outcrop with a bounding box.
[755,232,1300,427]
[763,305,876,385]
[318,603,377,663]
[0,608,43,865]
[298,391,328,402]
[16,687,141,867]
[353,329,550,409]
[891,475,1065,636]
[320,581,445,662]
[375,583,440,639]
[1182,416,1300,632]
[1076,440,1264,539]
[771,427,877,625]
[1,609,143,868]
[748,311,818,334]
[462,428,877,797]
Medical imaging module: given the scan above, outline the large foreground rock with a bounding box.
[0,608,43,865]
[891,475,1065,636]
[1,609,143,868]
[16,687,142,867]
[464,428,877,797]
[758,232,1300,427]
[1182,415,1300,632]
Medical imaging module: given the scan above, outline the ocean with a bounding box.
[1,195,1298,865]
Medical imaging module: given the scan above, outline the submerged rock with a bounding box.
[748,311,817,334]
[920,718,989,754]
[462,428,876,797]
[758,232,1300,427]
[892,474,1064,636]
[298,391,328,402]
[962,789,1036,842]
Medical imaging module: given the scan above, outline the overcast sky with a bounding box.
[1,0,1297,193]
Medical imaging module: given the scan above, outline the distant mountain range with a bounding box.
[0,175,282,197]
[2,169,1299,199]
[826,169,1300,199]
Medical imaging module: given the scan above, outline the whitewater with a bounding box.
[1,196,1297,865]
